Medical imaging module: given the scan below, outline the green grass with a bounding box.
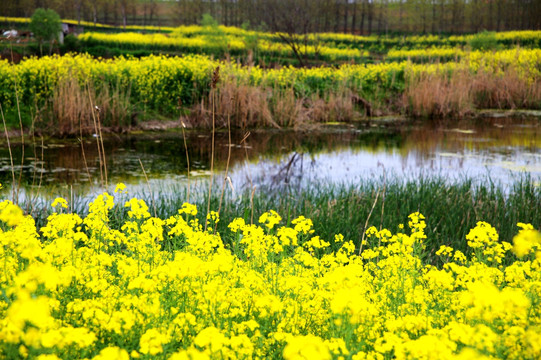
[19,175,540,265]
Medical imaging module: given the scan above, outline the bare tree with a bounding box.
[142,0,157,26]
[367,0,374,34]
[449,0,464,33]
[343,0,349,33]
[359,0,367,34]
[5,0,541,34]
[334,0,341,32]
[376,0,389,34]
[351,0,358,34]
[88,0,101,25]
[117,0,128,28]
[259,0,323,66]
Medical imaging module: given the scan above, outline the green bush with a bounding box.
[61,34,80,53]
[29,8,62,55]
[468,30,498,51]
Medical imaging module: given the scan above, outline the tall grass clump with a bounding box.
[468,30,499,51]
[26,175,539,265]
[471,69,541,109]
[226,176,540,262]
[186,76,359,129]
[403,69,475,118]
[42,78,133,136]
[404,65,541,117]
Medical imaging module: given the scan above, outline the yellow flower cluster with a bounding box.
[315,30,541,50]
[78,32,245,54]
[4,16,541,54]
[512,222,541,259]
[452,30,541,47]
[0,53,216,113]
[0,187,540,359]
[466,48,541,83]
[1,16,177,33]
[0,16,31,24]
[386,47,465,62]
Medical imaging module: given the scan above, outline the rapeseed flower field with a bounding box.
[75,28,541,62]
[78,31,370,63]
[1,184,540,359]
[1,48,540,117]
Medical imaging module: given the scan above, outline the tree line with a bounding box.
[2,0,540,34]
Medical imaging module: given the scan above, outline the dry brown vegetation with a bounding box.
[39,77,133,136]
[404,70,475,118]
[404,68,541,118]
[471,69,541,110]
[32,64,541,136]
[185,78,359,130]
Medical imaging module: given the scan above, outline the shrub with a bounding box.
[29,8,62,55]
[61,34,80,53]
[468,30,498,51]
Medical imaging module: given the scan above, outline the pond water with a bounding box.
[0,116,539,202]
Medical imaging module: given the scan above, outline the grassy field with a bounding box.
[13,176,540,265]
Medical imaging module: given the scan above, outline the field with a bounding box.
[1,30,541,134]
[1,182,541,359]
[1,17,541,360]
[1,19,541,132]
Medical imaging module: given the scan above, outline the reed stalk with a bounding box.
[27,135,45,217]
[11,46,24,204]
[205,66,220,232]
[239,131,254,224]
[0,103,16,203]
[180,119,191,204]
[216,111,232,233]
[88,87,107,188]
[359,189,380,255]
[139,158,157,218]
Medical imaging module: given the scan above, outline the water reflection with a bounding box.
[0,116,539,199]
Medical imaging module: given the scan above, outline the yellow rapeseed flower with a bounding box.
[51,197,68,209]
[114,182,128,194]
[92,346,130,360]
[283,334,331,360]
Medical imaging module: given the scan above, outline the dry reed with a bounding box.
[186,76,359,129]
[88,89,108,188]
[471,69,541,109]
[404,69,475,118]
[139,159,157,218]
[404,67,541,118]
[44,77,133,137]
[307,88,356,124]
[0,103,16,203]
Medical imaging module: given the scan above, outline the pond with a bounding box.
[0,116,539,203]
